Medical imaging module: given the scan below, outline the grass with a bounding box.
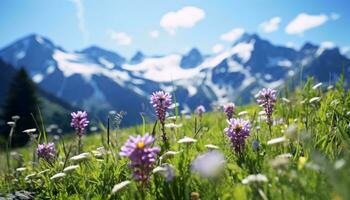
[0,77,349,199]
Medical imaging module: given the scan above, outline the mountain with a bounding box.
[130,51,145,64]
[0,33,349,125]
[180,48,203,69]
[0,58,76,132]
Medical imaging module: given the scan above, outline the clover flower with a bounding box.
[190,150,226,177]
[223,103,236,119]
[120,134,160,184]
[36,142,56,162]
[70,111,89,137]
[256,88,277,125]
[150,91,172,123]
[195,105,206,117]
[224,118,251,153]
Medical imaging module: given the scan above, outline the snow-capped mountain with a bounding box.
[0,33,349,124]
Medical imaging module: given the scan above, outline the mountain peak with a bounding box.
[130,51,145,64]
[235,33,261,44]
[180,48,203,69]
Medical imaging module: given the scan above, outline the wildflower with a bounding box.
[150,91,172,123]
[191,192,200,200]
[224,118,251,153]
[69,153,90,162]
[63,165,79,173]
[119,134,160,184]
[16,167,26,172]
[190,150,226,177]
[169,102,179,109]
[36,142,56,162]
[7,121,15,126]
[281,97,290,103]
[334,159,346,170]
[195,105,206,117]
[252,140,260,151]
[256,88,277,125]
[164,123,183,129]
[12,115,20,121]
[267,136,286,145]
[270,155,289,168]
[312,82,322,90]
[284,124,298,140]
[24,173,36,182]
[37,169,50,175]
[238,111,248,117]
[160,151,181,161]
[111,180,131,194]
[50,172,66,181]
[309,97,321,104]
[177,136,197,144]
[241,174,268,184]
[70,111,89,137]
[152,163,175,182]
[223,103,235,119]
[22,128,36,134]
[205,144,219,150]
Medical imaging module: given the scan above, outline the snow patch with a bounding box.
[33,74,44,83]
[268,57,292,68]
[99,57,114,69]
[53,50,103,80]
[123,54,200,82]
[16,51,26,60]
[36,36,44,44]
[46,65,55,74]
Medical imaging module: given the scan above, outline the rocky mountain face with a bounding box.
[1,33,349,125]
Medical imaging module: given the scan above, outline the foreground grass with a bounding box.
[1,79,350,199]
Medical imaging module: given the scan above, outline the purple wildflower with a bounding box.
[256,88,277,125]
[223,103,236,119]
[120,134,160,184]
[70,111,89,137]
[224,118,251,153]
[150,91,172,123]
[195,105,206,117]
[37,142,56,162]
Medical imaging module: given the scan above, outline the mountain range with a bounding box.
[0,33,349,125]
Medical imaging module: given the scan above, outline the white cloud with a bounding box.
[71,0,89,44]
[260,17,281,33]
[285,13,328,35]
[212,44,224,53]
[149,30,159,38]
[220,28,245,42]
[320,41,335,49]
[107,30,132,46]
[160,6,205,34]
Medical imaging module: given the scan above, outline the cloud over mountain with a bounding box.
[160,6,205,34]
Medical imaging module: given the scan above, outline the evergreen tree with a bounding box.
[1,68,40,147]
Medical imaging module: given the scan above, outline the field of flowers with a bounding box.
[1,78,350,199]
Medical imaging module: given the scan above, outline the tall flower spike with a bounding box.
[223,103,235,120]
[224,118,251,153]
[256,88,277,126]
[71,111,90,137]
[120,134,160,185]
[37,142,56,162]
[150,91,172,123]
[195,105,206,117]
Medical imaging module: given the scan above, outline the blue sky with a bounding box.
[0,0,349,58]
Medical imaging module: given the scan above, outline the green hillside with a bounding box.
[0,78,349,199]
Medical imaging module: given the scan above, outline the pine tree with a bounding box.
[1,68,40,147]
